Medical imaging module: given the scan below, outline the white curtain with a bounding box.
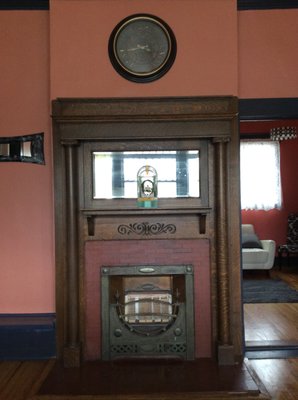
[240,140,282,210]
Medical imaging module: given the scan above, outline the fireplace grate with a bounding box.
[101,265,195,360]
[115,290,179,336]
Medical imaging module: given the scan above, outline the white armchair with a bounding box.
[241,224,276,270]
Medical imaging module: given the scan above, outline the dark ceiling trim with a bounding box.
[238,0,298,10]
[0,0,49,10]
[1,0,298,11]
[239,98,298,120]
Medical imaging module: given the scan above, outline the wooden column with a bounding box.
[62,140,81,367]
[214,138,234,365]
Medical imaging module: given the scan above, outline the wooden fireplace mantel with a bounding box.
[52,96,242,367]
[82,208,210,238]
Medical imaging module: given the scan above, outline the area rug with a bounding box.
[243,278,298,303]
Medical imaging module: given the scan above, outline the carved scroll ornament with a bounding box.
[118,222,176,236]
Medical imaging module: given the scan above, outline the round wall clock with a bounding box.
[108,14,177,83]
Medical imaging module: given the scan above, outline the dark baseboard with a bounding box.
[245,341,298,359]
[277,255,298,270]
[0,313,56,360]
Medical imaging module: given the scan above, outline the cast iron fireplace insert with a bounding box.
[101,264,195,360]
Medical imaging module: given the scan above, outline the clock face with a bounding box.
[109,14,176,83]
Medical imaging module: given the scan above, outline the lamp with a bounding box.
[270,126,297,141]
[137,165,158,208]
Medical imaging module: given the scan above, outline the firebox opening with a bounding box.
[111,275,185,335]
[101,265,195,360]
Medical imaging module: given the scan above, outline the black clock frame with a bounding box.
[108,14,177,83]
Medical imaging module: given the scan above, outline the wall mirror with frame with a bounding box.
[83,140,209,210]
[0,133,45,164]
[93,150,200,199]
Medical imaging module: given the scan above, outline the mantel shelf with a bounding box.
[81,207,212,217]
[81,208,211,237]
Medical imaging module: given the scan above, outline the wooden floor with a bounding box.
[242,266,298,398]
[244,302,298,343]
[244,266,298,345]
[248,358,298,400]
[0,358,297,399]
[0,360,54,400]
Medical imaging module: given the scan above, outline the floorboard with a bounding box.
[0,361,21,390]
[248,358,298,400]
[244,266,298,345]
[244,303,298,342]
[0,360,55,400]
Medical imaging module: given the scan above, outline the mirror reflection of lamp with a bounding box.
[137,165,158,208]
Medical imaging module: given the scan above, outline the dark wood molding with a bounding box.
[238,0,298,10]
[52,96,241,367]
[239,98,298,120]
[52,96,238,123]
[0,0,49,10]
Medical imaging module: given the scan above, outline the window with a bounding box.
[240,141,282,210]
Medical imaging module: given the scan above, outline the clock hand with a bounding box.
[138,45,151,51]
[122,44,152,52]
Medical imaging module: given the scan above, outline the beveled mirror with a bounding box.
[93,150,200,199]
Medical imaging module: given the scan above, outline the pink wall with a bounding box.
[0,12,54,313]
[238,9,298,98]
[50,0,238,98]
[1,2,297,314]
[238,8,298,250]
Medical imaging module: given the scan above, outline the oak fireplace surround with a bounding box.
[52,96,242,368]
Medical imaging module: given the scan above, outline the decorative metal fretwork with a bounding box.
[111,344,138,354]
[110,342,187,356]
[118,222,176,236]
[158,343,186,353]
